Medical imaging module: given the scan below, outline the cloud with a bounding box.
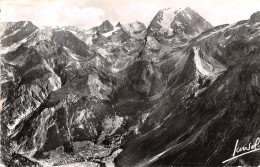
[0,0,260,28]
[116,0,260,26]
[115,1,164,25]
[1,0,105,29]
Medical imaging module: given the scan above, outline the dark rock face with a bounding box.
[116,22,122,28]
[94,20,114,33]
[0,21,38,47]
[52,30,94,58]
[250,11,260,22]
[1,8,260,167]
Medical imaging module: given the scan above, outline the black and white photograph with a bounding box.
[1,0,260,166]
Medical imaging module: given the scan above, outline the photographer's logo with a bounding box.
[222,138,260,163]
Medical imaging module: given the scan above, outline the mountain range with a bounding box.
[1,7,260,167]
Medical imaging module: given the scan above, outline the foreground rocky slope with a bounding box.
[116,15,260,166]
[1,8,260,167]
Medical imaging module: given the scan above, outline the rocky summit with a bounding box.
[1,7,260,167]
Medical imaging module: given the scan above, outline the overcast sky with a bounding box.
[1,0,260,29]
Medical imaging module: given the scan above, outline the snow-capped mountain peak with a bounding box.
[157,8,180,31]
[121,21,147,39]
[147,7,213,45]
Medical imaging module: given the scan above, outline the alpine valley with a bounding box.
[1,7,260,167]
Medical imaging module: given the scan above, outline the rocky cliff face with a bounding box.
[116,14,260,166]
[1,8,260,167]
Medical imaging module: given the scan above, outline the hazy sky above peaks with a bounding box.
[1,0,260,29]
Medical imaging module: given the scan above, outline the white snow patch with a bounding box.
[111,66,120,73]
[102,115,124,136]
[76,111,86,123]
[97,48,112,62]
[86,36,93,45]
[102,27,120,37]
[0,30,37,54]
[141,113,150,123]
[193,47,212,76]
[67,29,77,35]
[158,8,179,35]
[164,113,172,121]
[159,8,177,30]
[254,22,260,27]
[195,87,207,97]
[75,109,94,123]
[78,124,84,129]
[148,148,171,164]
[63,47,82,61]
[196,29,220,41]
[225,35,231,39]
[95,56,101,67]
[157,8,189,35]
[48,75,61,91]
[0,42,19,55]
[186,12,192,20]
[1,29,20,40]
[176,21,182,26]
[7,106,34,136]
[196,23,244,42]
[23,21,28,27]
